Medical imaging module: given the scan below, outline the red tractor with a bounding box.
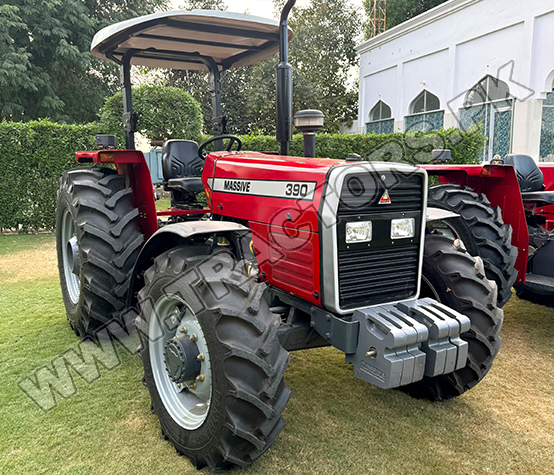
[421,157,554,307]
[56,2,506,471]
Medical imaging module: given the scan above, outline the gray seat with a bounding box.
[505,154,554,207]
[162,139,203,191]
[167,178,205,194]
[161,140,204,205]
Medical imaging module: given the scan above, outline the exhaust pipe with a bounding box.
[276,0,296,156]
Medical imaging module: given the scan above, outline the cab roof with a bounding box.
[91,10,292,71]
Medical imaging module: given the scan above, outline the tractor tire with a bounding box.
[56,167,144,340]
[427,184,518,307]
[514,281,554,307]
[401,233,503,401]
[136,246,290,471]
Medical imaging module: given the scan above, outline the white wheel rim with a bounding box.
[61,208,80,304]
[149,295,212,430]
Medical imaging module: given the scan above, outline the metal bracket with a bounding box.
[309,307,359,355]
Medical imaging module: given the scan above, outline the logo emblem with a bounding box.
[378,190,391,205]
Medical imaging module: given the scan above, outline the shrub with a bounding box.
[0,120,484,232]
[99,85,203,145]
[0,119,100,232]
[237,124,485,165]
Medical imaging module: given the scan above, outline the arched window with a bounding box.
[464,76,510,106]
[366,101,394,134]
[540,78,554,161]
[410,90,441,114]
[405,90,443,132]
[370,101,392,121]
[459,75,513,161]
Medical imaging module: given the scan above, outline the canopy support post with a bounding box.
[203,57,225,151]
[120,50,138,150]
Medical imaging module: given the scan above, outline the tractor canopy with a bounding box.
[90,10,293,71]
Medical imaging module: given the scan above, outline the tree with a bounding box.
[99,85,203,144]
[168,0,361,135]
[246,0,361,134]
[0,0,167,124]
[363,0,449,32]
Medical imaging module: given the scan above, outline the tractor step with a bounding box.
[523,273,554,293]
[346,298,470,389]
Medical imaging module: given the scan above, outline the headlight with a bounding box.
[346,221,372,243]
[391,218,415,239]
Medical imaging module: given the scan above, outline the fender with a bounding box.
[127,221,250,310]
[426,207,460,223]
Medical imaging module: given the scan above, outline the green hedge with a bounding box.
[235,125,485,165]
[0,120,485,232]
[0,120,99,232]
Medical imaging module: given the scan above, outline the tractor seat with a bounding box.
[166,178,205,194]
[162,139,204,192]
[505,154,554,207]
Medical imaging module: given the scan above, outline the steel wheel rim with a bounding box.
[61,208,80,304]
[150,295,212,430]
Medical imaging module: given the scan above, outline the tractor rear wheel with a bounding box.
[401,233,503,401]
[136,246,290,471]
[427,184,517,307]
[56,167,144,340]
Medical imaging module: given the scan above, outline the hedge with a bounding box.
[0,120,100,232]
[234,124,486,165]
[0,120,485,232]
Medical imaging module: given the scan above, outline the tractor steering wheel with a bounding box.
[198,135,242,160]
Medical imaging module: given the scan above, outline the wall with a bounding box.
[356,0,554,160]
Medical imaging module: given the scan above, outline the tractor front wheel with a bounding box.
[401,233,504,400]
[56,167,144,340]
[136,246,290,471]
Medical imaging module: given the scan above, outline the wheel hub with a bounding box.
[66,236,80,275]
[164,336,201,384]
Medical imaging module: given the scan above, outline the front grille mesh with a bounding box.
[338,245,419,310]
[338,173,423,215]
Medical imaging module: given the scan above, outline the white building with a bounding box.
[355,0,554,161]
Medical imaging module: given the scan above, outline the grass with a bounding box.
[1,234,553,474]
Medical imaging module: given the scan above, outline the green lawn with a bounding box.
[1,234,553,474]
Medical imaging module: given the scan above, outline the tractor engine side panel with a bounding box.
[249,222,321,305]
[202,152,334,306]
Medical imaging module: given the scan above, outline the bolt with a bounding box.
[326,314,331,321]
[310,321,315,328]
[196,374,205,382]
[366,348,378,358]
[325,332,331,340]
[189,382,197,390]
[190,333,198,342]
[197,353,205,362]
[177,383,181,389]
[179,326,188,334]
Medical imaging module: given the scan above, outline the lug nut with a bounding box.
[189,382,197,390]
[197,354,205,362]
[177,383,181,389]
[196,374,205,382]
[190,333,198,342]
[179,326,188,334]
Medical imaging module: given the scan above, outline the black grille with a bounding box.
[338,245,419,310]
[338,172,423,215]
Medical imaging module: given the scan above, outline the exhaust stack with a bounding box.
[276,0,296,156]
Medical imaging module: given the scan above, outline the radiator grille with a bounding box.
[338,245,419,310]
[338,173,423,215]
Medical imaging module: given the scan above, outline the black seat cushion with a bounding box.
[521,191,554,207]
[167,178,204,194]
[162,140,203,181]
[505,154,544,192]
